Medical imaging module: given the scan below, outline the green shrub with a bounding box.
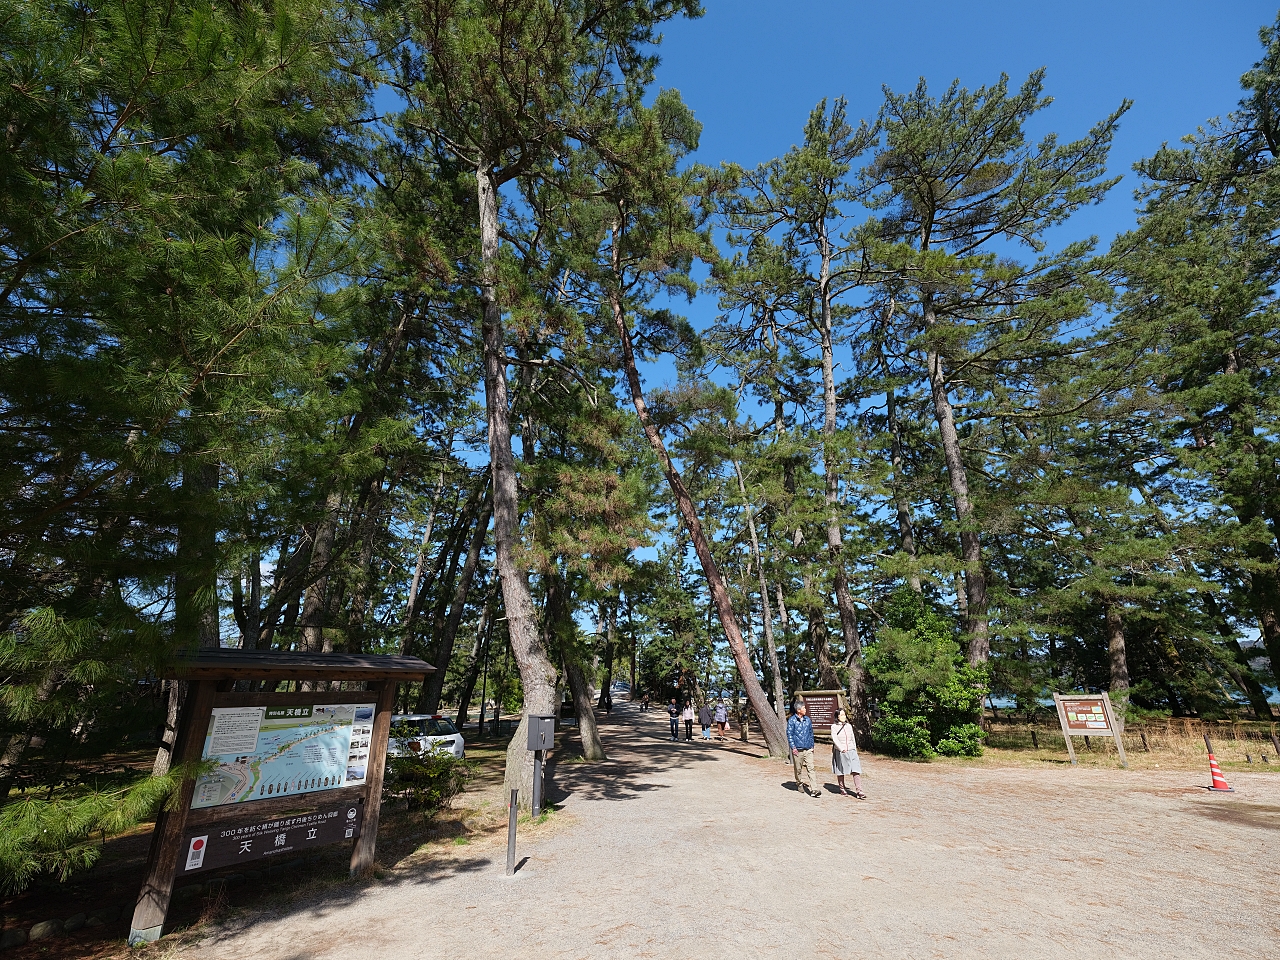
[866,590,986,760]
[872,714,936,759]
[935,723,985,757]
[383,738,474,819]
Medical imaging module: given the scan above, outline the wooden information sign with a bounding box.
[128,650,432,946]
[796,690,848,736]
[1052,692,1127,768]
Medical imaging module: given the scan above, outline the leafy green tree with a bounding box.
[719,100,877,726]
[1110,16,1280,684]
[0,0,370,887]
[389,0,702,801]
[866,590,984,758]
[865,72,1128,666]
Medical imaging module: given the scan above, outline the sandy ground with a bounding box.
[180,702,1280,960]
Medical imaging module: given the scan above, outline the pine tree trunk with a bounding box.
[628,597,637,696]
[776,581,796,702]
[455,582,497,728]
[152,679,184,777]
[1200,591,1274,719]
[247,549,261,646]
[402,490,468,655]
[160,462,219,768]
[814,245,865,716]
[0,731,32,801]
[422,492,479,666]
[1103,601,1129,735]
[816,243,867,729]
[596,603,616,709]
[300,489,342,654]
[924,326,989,663]
[401,471,447,653]
[607,239,788,758]
[564,653,606,760]
[420,491,493,713]
[1251,575,1280,692]
[732,461,785,719]
[175,462,221,650]
[2,675,56,796]
[479,161,559,809]
[886,388,922,593]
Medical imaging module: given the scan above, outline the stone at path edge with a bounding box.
[0,928,28,949]
[29,919,62,941]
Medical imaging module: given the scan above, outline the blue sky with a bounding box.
[642,0,1280,350]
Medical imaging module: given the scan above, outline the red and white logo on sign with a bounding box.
[185,835,208,871]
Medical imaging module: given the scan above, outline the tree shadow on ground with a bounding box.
[545,703,770,806]
[184,851,497,952]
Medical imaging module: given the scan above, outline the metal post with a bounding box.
[532,749,543,816]
[506,789,517,875]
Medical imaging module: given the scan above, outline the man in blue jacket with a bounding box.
[787,699,820,798]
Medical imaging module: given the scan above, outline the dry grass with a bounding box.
[964,718,1280,772]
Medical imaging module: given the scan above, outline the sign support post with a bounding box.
[1053,692,1127,768]
[128,679,216,945]
[350,678,395,877]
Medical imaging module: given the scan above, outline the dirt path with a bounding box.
[181,701,1280,959]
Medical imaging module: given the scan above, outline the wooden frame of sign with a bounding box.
[1052,692,1127,768]
[128,649,432,946]
[795,690,849,738]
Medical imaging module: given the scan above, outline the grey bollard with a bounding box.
[506,788,517,875]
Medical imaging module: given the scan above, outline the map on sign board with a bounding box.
[190,703,375,809]
[1060,699,1111,732]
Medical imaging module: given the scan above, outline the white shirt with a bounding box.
[831,722,857,752]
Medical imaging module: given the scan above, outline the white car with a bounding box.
[387,714,465,760]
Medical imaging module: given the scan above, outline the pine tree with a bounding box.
[865,71,1128,666]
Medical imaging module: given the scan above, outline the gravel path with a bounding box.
[182,701,1280,959]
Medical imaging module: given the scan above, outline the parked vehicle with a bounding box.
[387,714,465,760]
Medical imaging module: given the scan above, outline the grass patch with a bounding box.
[929,719,1280,772]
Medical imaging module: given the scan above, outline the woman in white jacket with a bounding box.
[830,709,865,798]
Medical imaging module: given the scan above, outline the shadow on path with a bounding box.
[546,702,770,806]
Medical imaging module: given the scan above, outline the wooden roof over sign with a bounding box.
[165,648,435,681]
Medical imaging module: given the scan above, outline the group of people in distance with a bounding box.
[788,698,864,799]
[665,697,731,741]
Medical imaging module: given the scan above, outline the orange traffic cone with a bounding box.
[1204,735,1235,793]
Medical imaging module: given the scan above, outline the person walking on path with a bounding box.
[668,699,680,741]
[698,701,713,740]
[787,699,820,798]
[642,693,650,711]
[682,701,695,741]
[713,700,728,740]
[830,708,865,798]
